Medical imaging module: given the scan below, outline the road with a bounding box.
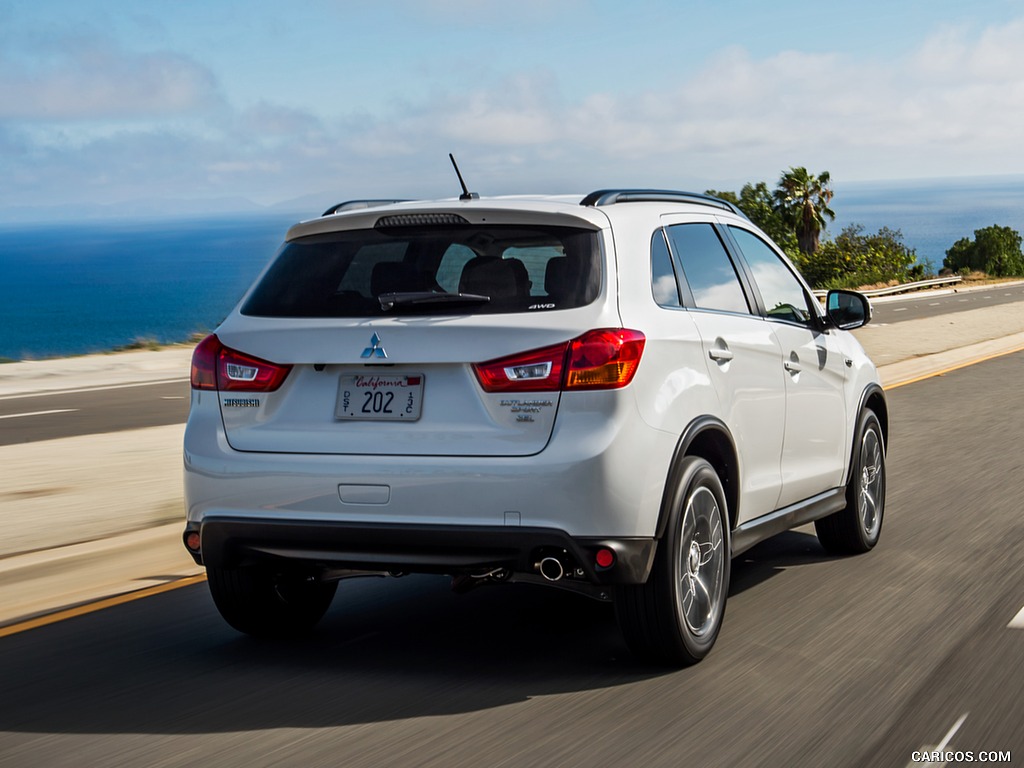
[871,283,1024,324]
[0,380,189,446]
[1,351,1021,767]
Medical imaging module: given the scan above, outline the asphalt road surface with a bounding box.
[0,380,189,446]
[871,283,1024,324]
[1,351,1022,767]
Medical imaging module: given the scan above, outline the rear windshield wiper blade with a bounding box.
[378,291,491,311]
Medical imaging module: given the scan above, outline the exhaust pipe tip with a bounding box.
[538,556,565,582]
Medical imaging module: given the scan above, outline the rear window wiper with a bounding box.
[378,291,491,311]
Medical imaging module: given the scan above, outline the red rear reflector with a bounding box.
[595,548,615,568]
[190,334,292,392]
[185,532,201,552]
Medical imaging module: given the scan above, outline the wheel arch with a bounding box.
[841,382,888,488]
[860,383,889,451]
[656,416,740,540]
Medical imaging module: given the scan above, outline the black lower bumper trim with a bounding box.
[184,518,656,585]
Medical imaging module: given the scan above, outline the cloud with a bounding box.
[0,36,221,120]
[362,19,1024,183]
[5,16,1024,217]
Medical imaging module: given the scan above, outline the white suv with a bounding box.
[183,189,887,666]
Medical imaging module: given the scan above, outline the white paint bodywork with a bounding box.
[184,194,881,543]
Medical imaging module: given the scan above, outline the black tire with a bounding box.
[206,565,338,638]
[815,408,886,555]
[616,457,730,666]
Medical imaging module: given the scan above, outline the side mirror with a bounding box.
[825,290,872,330]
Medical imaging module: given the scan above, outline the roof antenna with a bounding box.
[449,153,479,201]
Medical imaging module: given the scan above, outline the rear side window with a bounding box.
[241,225,602,317]
[665,223,750,314]
[651,230,681,308]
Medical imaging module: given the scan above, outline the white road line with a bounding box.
[1008,605,1024,629]
[935,713,968,751]
[0,408,79,420]
[929,302,940,306]
[160,396,186,400]
[0,378,188,401]
[893,307,908,312]
[908,713,969,767]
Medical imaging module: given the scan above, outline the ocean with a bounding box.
[832,176,1024,271]
[1,213,297,361]
[3,177,1024,361]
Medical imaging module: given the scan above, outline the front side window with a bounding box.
[665,223,750,314]
[241,224,601,317]
[729,227,815,325]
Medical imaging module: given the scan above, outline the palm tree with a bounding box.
[773,167,836,257]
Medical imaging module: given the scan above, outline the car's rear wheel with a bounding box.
[616,457,729,666]
[815,408,885,555]
[206,565,338,638]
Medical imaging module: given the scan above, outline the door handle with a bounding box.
[709,348,734,363]
[784,359,802,373]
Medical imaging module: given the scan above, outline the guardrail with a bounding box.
[813,276,962,299]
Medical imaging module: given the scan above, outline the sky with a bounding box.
[2,0,1024,220]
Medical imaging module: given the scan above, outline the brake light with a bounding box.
[473,329,645,393]
[190,334,292,392]
[191,334,221,390]
[472,342,568,393]
[565,328,645,390]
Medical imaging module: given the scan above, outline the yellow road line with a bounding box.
[0,574,207,639]
[883,344,1024,390]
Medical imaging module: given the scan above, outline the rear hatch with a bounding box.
[208,206,614,457]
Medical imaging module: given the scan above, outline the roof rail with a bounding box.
[580,189,743,216]
[322,199,412,217]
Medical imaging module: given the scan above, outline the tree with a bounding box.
[943,225,1024,277]
[772,167,836,257]
[707,182,797,254]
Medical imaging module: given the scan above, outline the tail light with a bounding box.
[190,334,292,392]
[565,329,645,390]
[472,342,566,393]
[473,329,645,393]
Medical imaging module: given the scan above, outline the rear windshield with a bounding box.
[241,224,602,317]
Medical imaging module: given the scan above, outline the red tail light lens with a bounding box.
[190,334,292,392]
[473,329,645,393]
[472,342,568,393]
[565,329,645,390]
[191,334,221,390]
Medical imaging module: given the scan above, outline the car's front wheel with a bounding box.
[206,565,338,638]
[616,456,730,666]
[815,408,886,555]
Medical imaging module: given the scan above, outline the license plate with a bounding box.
[335,374,424,421]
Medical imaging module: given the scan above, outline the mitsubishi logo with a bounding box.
[361,332,388,359]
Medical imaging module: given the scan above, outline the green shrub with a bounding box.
[797,224,918,288]
[943,225,1024,277]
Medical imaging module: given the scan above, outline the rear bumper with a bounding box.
[184,517,657,585]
